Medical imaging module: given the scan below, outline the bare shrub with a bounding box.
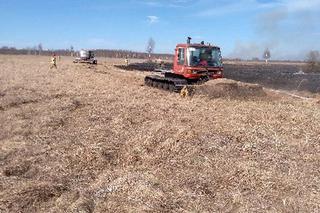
[146,37,155,60]
[263,48,271,63]
[306,50,320,73]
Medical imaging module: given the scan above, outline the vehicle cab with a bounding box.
[173,39,223,79]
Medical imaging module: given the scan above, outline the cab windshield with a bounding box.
[187,47,222,67]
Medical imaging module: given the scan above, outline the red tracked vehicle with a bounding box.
[144,37,223,92]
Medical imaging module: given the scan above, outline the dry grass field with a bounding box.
[0,55,319,212]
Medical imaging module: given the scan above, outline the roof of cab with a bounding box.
[176,43,220,49]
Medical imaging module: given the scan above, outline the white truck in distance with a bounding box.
[73,50,97,64]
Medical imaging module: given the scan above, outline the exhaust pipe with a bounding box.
[187,37,192,44]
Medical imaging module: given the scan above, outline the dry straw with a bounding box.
[0,55,319,212]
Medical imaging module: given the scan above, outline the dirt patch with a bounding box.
[0,182,68,212]
[68,196,95,213]
[0,87,42,110]
[3,161,32,177]
[190,78,266,99]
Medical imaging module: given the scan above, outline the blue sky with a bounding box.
[0,0,320,59]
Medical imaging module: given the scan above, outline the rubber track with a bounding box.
[144,76,186,92]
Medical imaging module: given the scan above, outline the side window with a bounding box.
[178,48,185,65]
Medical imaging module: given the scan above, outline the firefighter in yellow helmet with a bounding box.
[124,56,129,66]
[50,53,57,69]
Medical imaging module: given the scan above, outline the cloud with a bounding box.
[285,0,320,12]
[196,0,278,17]
[195,0,320,17]
[142,0,162,7]
[147,15,159,24]
[138,0,197,8]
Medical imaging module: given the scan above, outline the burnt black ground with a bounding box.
[117,61,320,93]
[224,63,320,93]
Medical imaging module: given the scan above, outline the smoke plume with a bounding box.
[229,1,320,60]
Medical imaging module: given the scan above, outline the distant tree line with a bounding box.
[93,49,172,60]
[0,45,173,60]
